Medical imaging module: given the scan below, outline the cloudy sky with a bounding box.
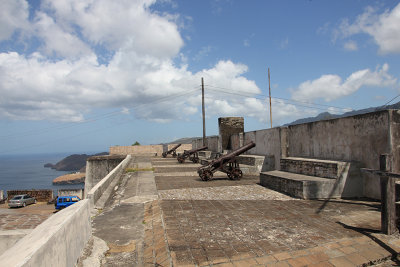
[0,0,399,154]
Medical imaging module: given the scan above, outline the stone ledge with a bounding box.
[260,170,339,199]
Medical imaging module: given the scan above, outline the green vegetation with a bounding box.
[132,141,140,146]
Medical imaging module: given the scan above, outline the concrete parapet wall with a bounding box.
[193,110,399,199]
[389,110,400,173]
[230,128,287,170]
[86,155,131,208]
[287,110,397,199]
[192,136,220,152]
[109,145,163,156]
[84,155,126,195]
[281,157,343,179]
[0,199,91,267]
[287,111,390,165]
[7,189,53,202]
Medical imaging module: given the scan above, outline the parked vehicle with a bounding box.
[55,196,80,210]
[8,194,36,208]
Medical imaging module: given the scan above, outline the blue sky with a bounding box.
[0,0,399,155]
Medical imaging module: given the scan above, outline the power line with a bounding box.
[205,84,353,112]
[383,93,400,106]
[205,86,350,113]
[0,87,201,141]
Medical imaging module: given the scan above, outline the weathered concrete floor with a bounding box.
[80,156,400,266]
[78,156,158,266]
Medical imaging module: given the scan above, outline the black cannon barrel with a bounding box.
[209,141,255,166]
[168,143,181,152]
[186,146,208,155]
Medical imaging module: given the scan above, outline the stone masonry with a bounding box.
[7,189,53,202]
[218,117,244,151]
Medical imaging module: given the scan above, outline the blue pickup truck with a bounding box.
[55,196,81,210]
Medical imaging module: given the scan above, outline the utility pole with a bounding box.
[268,68,272,128]
[202,77,206,146]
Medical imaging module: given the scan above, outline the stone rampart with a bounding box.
[287,110,399,199]
[230,127,288,171]
[109,145,163,156]
[192,136,220,152]
[86,155,131,208]
[84,154,126,195]
[198,110,399,199]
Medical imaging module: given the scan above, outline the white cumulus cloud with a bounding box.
[335,3,400,54]
[0,0,30,41]
[291,64,397,102]
[0,0,266,123]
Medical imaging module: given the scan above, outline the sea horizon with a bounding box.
[0,152,90,197]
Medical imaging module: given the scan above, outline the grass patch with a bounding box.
[125,167,154,173]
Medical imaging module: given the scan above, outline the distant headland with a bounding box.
[44,152,108,172]
[45,152,107,185]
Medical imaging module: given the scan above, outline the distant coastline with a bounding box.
[0,153,84,197]
[52,172,85,185]
[45,152,107,185]
[44,152,107,171]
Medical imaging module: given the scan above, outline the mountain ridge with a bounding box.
[285,100,400,126]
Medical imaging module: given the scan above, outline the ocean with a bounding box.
[0,153,85,197]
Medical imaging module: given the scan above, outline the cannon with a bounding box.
[177,146,208,163]
[197,141,255,181]
[162,144,182,158]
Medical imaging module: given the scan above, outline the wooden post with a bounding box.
[268,68,272,128]
[201,77,206,147]
[379,154,396,234]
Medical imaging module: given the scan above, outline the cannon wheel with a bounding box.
[172,152,177,157]
[231,169,243,180]
[191,157,199,163]
[199,170,213,181]
[177,157,185,163]
[162,152,167,158]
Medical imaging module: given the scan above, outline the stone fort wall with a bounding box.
[193,110,400,199]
